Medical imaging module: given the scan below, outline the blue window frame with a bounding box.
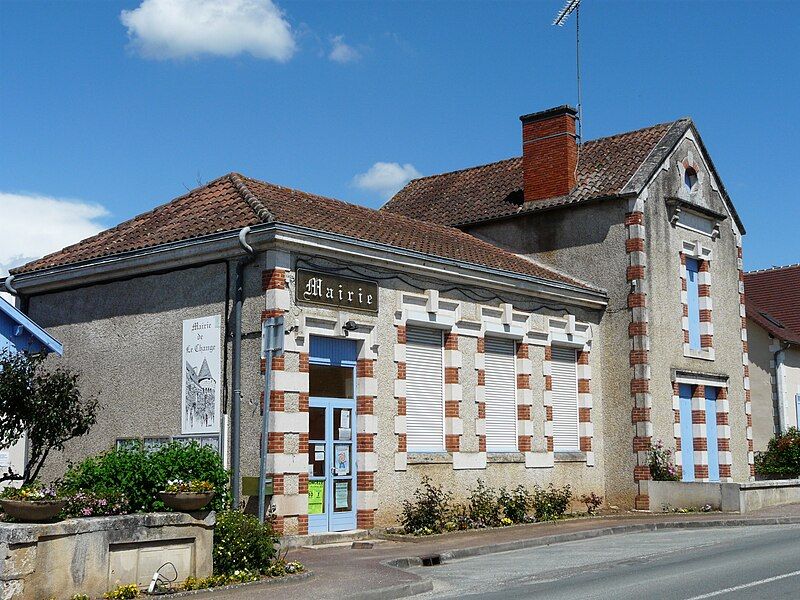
[705,387,720,482]
[679,384,695,482]
[685,258,701,350]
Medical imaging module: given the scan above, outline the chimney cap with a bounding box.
[520,105,577,124]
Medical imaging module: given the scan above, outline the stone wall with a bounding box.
[0,512,214,600]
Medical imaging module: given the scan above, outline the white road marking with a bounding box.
[684,569,800,599]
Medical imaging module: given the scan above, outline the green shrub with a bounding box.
[400,476,451,535]
[61,490,129,518]
[213,510,279,575]
[498,485,533,524]
[531,484,572,521]
[465,480,502,528]
[755,427,800,479]
[61,441,229,512]
[647,439,679,481]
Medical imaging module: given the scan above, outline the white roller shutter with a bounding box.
[551,346,579,452]
[406,327,444,451]
[484,337,517,451]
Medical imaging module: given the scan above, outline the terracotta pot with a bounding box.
[0,499,66,522]
[158,491,215,512]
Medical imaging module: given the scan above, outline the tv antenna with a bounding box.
[553,0,583,144]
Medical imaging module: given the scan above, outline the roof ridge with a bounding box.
[582,118,689,146]
[229,172,274,222]
[745,263,800,274]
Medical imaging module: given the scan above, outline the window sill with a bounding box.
[487,452,525,464]
[684,346,715,362]
[407,452,453,465]
[554,451,587,463]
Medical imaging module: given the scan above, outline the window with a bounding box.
[684,167,698,190]
[551,346,579,452]
[686,258,701,350]
[484,337,517,452]
[405,326,444,452]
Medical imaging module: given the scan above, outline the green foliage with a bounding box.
[579,491,603,515]
[213,510,279,575]
[182,570,261,590]
[61,490,129,518]
[531,484,572,521]
[400,476,452,535]
[498,485,533,524]
[464,479,502,528]
[70,595,90,600]
[103,583,140,599]
[61,441,229,512]
[647,439,679,481]
[0,350,98,485]
[755,427,800,479]
[0,482,58,500]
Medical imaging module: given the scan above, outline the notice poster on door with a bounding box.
[334,480,350,511]
[308,480,324,514]
[182,315,222,434]
[335,444,350,476]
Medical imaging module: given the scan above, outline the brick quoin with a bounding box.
[631,407,651,422]
[516,343,529,359]
[627,265,645,281]
[577,350,589,365]
[518,405,532,420]
[397,362,406,380]
[628,293,646,308]
[544,346,552,361]
[518,436,532,452]
[633,436,652,451]
[625,238,645,253]
[270,474,285,496]
[272,515,285,535]
[297,514,309,536]
[578,379,590,393]
[299,353,309,373]
[476,337,485,353]
[269,390,284,411]
[693,438,708,451]
[629,350,649,366]
[299,434,309,453]
[518,374,531,389]
[267,432,284,453]
[477,370,486,386]
[546,406,553,420]
[396,398,406,416]
[546,437,554,453]
[356,359,373,378]
[357,471,375,491]
[695,465,709,479]
[396,326,407,344]
[444,332,459,350]
[578,407,591,422]
[701,335,714,348]
[479,436,487,452]
[397,434,407,452]
[478,403,486,419]
[631,379,649,394]
[357,395,374,414]
[629,322,648,336]
[357,510,375,530]
[298,393,309,412]
[444,367,459,384]
[633,465,651,481]
[692,410,706,425]
[580,437,592,452]
[262,309,283,320]
[699,309,713,322]
[718,438,731,451]
[634,495,650,511]
[445,434,460,452]
[444,400,460,417]
[624,211,644,226]
[298,473,308,494]
[356,433,374,452]
[545,375,552,391]
[271,354,285,371]
[717,412,729,426]
[720,465,732,478]
[262,269,286,291]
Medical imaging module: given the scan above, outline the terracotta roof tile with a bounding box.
[744,264,800,345]
[11,174,599,293]
[382,120,688,226]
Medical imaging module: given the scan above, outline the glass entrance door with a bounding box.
[307,336,357,533]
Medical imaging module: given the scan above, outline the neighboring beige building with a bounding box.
[744,265,800,452]
[2,105,752,533]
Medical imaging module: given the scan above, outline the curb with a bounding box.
[347,580,434,600]
[385,516,800,568]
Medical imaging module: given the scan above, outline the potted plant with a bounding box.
[0,483,65,522]
[159,479,215,511]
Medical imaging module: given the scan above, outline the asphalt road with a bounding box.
[411,524,800,599]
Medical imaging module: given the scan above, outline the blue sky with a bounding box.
[1,0,798,275]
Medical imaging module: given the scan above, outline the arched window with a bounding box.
[684,167,698,191]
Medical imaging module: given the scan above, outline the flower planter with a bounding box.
[159,491,215,512]
[0,498,66,522]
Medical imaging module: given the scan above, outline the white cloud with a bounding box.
[120,0,296,61]
[0,192,109,301]
[352,162,421,199]
[328,35,360,64]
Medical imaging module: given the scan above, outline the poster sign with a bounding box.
[308,480,324,515]
[182,316,222,434]
[335,444,350,476]
[334,481,350,511]
[296,269,378,313]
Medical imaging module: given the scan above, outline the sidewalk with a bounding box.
[208,504,800,600]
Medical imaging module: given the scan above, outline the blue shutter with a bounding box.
[705,387,720,482]
[679,384,695,482]
[310,336,357,366]
[686,259,701,350]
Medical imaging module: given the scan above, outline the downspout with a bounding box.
[774,342,790,434]
[231,227,256,508]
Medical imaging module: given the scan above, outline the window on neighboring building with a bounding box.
[686,258,702,350]
[551,346,580,452]
[405,326,444,452]
[684,167,698,190]
[484,337,517,452]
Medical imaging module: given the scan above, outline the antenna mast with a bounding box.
[553,0,583,144]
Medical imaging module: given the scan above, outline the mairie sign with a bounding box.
[296,269,378,313]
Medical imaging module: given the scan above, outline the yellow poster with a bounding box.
[308,480,324,515]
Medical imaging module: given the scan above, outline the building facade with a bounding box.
[385,106,750,508]
[743,265,800,451]
[3,105,752,529]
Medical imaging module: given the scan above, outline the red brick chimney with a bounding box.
[520,105,578,201]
